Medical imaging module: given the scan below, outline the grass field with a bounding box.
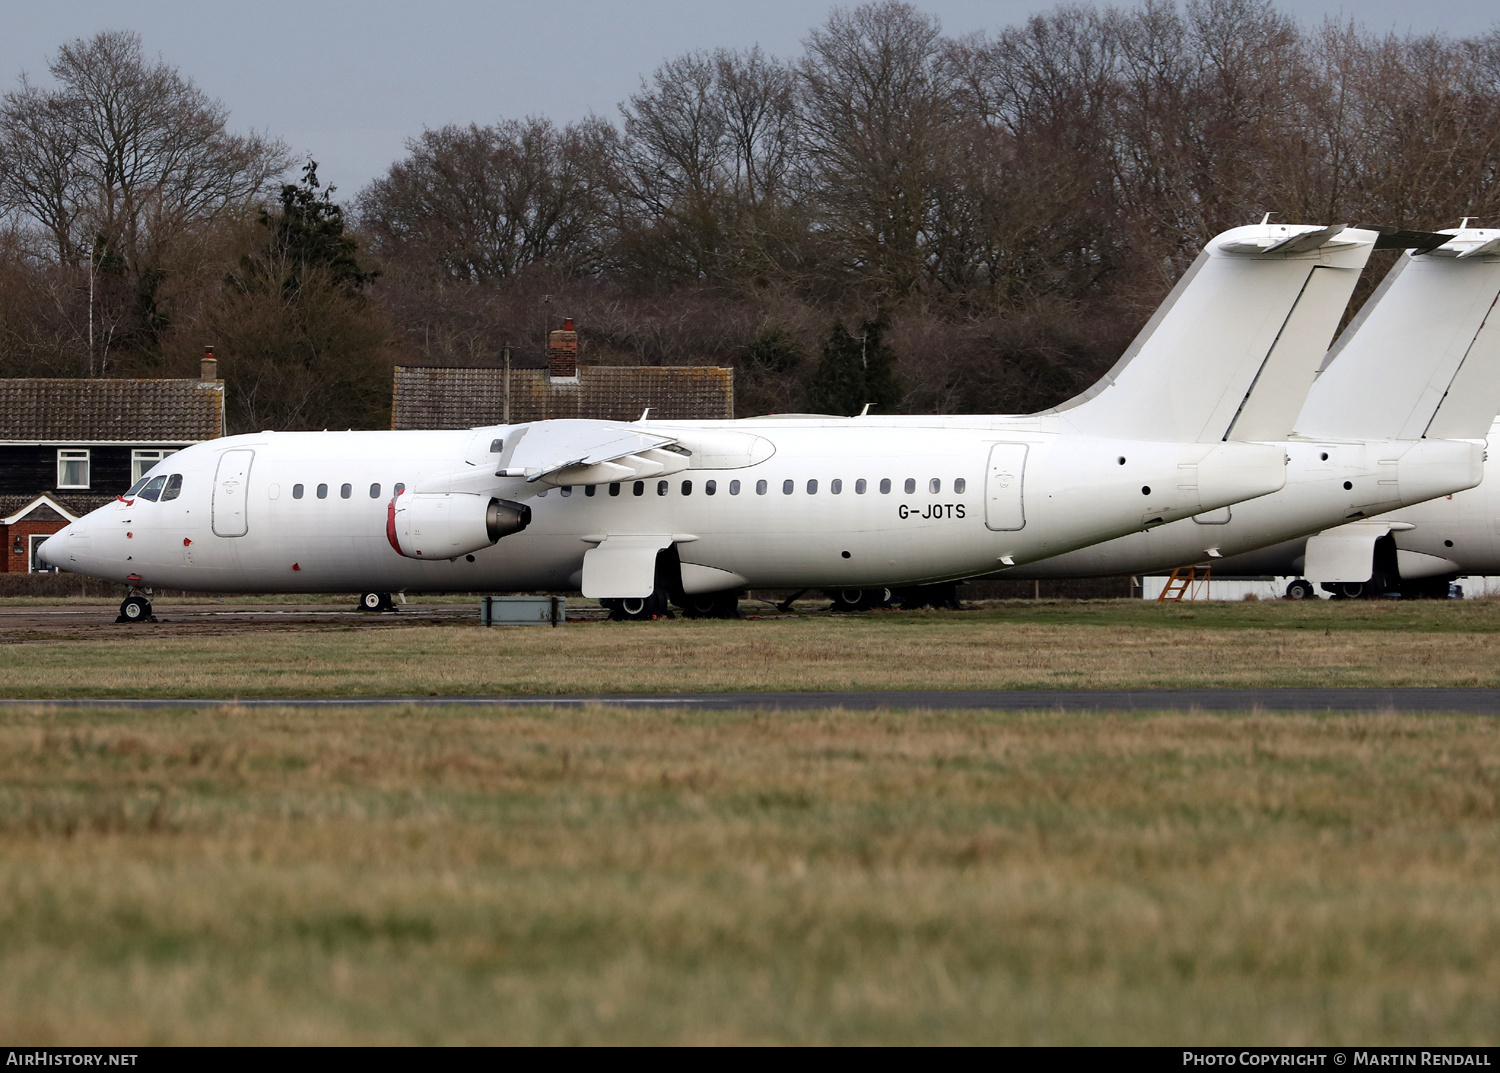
[4,598,1500,697]
[0,701,1495,1044]
[3,600,1497,1043]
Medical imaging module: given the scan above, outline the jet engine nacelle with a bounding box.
[386,491,530,560]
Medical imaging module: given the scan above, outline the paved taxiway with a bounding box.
[7,688,1500,713]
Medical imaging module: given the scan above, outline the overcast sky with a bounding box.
[2,0,1496,201]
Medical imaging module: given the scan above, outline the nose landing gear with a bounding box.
[359,591,395,612]
[116,589,156,623]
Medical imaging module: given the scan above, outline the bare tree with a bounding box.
[358,116,615,284]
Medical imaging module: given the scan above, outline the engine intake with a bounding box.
[387,492,531,560]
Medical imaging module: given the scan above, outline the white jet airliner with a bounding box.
[1001,227,1500,594]
[41,222,1376,622]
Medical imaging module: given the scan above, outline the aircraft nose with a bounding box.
[37,523,73,567]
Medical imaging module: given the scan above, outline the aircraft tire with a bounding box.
[359,591,394,612]
[118,596,153,623]
[829,588,891,612]
[607,592,672,622]
[679,590,741,619]
[1284,579,1316,600]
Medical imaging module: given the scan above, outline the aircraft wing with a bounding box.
[495,419,690,485]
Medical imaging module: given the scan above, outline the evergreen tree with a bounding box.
[237,160,377,297]
[803,317,902,416]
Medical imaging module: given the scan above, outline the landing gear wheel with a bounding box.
[1284,579,1315,600]
[605,592,673,622]
[829,588,891,612]
[359,591,394,612]
[1335,581,1367,600]
[679,590,742,619]
[117,595,153,623]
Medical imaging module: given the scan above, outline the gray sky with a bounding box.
[2,0,1496,201]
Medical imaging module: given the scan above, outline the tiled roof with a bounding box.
[0,378,224,442]
[392,366,734,430]
[0,492,111,523]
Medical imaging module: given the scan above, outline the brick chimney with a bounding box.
[549,319,578,379]
[201,345,219,382]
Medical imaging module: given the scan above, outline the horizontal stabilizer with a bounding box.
[1361,226,1455,251]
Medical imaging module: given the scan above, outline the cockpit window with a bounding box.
[136,475,168,502]
[160,474,183,502]
[125,477,151,496]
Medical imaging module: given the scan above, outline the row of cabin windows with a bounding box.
[289,482,406,501]
[547,476,968,498]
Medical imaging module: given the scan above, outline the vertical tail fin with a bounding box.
[1045,222,1376,442]
[1296,228,1500,441]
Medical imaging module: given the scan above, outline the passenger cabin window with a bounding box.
[879,479,891,494]
[807,479,818,494]
[706,480,717,496]
[369,483,381,498]
[317,483,328,499]
[609,483,621,497]
[340,483,352,499]
[682,480,692,496]
[954,478,966,494]
[56,449,89,489]
[561,486,572,497]
[783,479,794,495]
[856,479,867,494]
[905,478,917,494]
[729,480,740,495]
[394,483,406,495]
[292,484,304,500]
[831,479,842,494]
[756,480,767,495]
[161,474,183,502]
[634,481,645,497]
[657,480,668,496]
[930,478,941,494]
[136,475,168,502]
[585,485,596,497]
[489,439,504,453]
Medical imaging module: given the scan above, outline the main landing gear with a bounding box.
[116,590,156,623]
[602,592,673,621]
[358,591,396,612]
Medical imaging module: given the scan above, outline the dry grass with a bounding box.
[3,600,1500,697]
[0,702,1495,1044]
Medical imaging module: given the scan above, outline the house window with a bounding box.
[131,449,176,484]
[57,449,90,489]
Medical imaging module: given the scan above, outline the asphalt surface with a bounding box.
[7,689,1500,713]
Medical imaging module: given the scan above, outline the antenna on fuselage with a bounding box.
[638,407,652,422]
[857,403,875,417]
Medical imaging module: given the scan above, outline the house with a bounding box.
[392,320,734,429]
[0,353,224,572]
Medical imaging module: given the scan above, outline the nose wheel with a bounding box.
[359,591,395,612]
[116,595,155,623]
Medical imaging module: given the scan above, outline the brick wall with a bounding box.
[1,518,68,573]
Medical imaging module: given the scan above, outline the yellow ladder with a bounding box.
[1157,566,1211,602]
